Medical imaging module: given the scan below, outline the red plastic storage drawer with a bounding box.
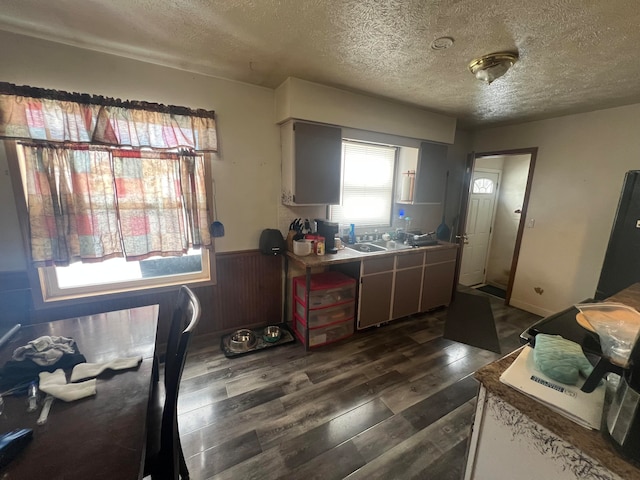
[294,299,355,328]
[293,314,354,347]
[293,272,356,309]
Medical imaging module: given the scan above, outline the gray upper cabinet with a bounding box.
[281,120,342,205]
[413,141,448,204]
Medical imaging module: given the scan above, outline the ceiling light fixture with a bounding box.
[468,52,518,84]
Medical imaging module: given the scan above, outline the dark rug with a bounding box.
[475,284,506,299]
[444,292,501,354]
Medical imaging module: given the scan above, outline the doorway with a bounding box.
[455,148,538,304]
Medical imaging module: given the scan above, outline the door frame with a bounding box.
[453,147,538,304]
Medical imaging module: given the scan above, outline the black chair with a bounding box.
[145,285,201,480]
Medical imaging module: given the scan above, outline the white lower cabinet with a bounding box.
[464,386,623,480]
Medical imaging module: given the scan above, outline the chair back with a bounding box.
[160,285,201,478]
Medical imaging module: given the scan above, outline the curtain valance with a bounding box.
[0,82,217,152]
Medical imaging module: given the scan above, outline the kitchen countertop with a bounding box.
[286,241,458,269]
[474,283,640,479]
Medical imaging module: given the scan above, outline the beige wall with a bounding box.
[0,30,281,269]
[275,77,456,144]
[473,105,640,316]
[0,31,459,272]
[6,30,639,318]
[484,155,530,289]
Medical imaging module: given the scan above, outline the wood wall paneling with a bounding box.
[0,250,283,345]
[0,271,31,325]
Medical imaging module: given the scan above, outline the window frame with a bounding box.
[5,141,216,309]
[330,139,398,229]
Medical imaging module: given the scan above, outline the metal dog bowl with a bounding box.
[229,329,257,352]
[263,325,281,343]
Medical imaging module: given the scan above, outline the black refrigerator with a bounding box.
[595,170,640,300]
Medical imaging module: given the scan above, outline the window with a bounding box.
[1,83,218,305]
[330,140,397,228]
[41,248,208,301]
[472,177,495,194]
[11,143,214,304]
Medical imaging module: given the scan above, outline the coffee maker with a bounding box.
[582,337,640,464]
[315,219,339,254]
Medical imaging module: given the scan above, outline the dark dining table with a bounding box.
[0,304,159,480]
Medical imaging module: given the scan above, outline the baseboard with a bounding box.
[508,298,553,317]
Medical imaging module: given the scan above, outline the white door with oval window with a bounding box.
[460,169,500,286]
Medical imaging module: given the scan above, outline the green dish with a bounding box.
[263,325,281,343]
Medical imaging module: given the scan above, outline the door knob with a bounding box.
[455,234,469,245]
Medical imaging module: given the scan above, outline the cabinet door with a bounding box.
[358,272,393,329]
[293,122,342,205]
[362,256,395,275]
[422,261,455,311]
[414,141,448,204]
[393,267,423,319]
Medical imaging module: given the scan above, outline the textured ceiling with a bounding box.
[1,0,639,127]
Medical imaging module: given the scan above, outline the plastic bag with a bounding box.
[576,302,640,366]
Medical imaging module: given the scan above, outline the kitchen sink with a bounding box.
[346,243,387,253]
[368,239,413,250]
[346,237,438,253]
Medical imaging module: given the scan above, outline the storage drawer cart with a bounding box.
[292,271,356,348]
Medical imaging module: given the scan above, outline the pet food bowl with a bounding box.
[263,325,282,343]
[229,329,257,352]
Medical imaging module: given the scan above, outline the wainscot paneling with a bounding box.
[0,271,31,326]
[0,250,283,346]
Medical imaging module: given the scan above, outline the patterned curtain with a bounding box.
[0,93,217,152]
[22,145,211,266]
[112,150,211,260]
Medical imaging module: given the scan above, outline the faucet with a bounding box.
[405,216,412,235]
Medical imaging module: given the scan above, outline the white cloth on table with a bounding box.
[39,369,96,402]
[70,356,142,382]
[13,336,76,366]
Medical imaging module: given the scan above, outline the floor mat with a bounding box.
[475,284,506,299]
[444,291,501,354]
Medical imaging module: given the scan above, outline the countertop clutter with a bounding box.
[287,240,457,268]
[468,284,640,480]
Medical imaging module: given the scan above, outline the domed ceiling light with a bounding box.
[468,52,519,84]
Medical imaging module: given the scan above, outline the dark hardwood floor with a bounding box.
[177,288,541,480]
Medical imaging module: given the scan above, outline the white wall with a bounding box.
[473,105,640,316]
[0,30,281,267]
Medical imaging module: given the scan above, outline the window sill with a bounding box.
[31,275,214,311]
